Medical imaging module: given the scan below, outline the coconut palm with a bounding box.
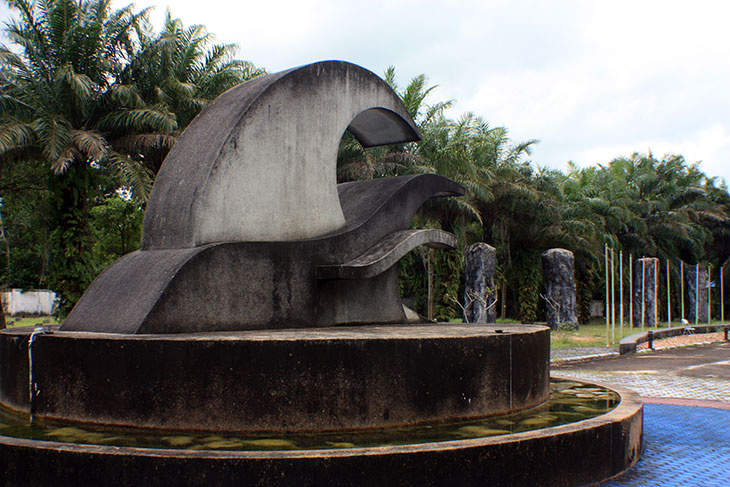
[0,0,179,313]
[0,0,264,315]
[337,66,448,182]
[0,0,175,196]
[118,12,265,173]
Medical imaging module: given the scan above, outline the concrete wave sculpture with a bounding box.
[62,61,463,334]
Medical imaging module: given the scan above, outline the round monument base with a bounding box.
[0,381,642,487]
[0,324,548,433]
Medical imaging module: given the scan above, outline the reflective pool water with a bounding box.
[0,379,618,451]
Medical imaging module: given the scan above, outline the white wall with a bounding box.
[1,289,57,316]
[590,300,605,318]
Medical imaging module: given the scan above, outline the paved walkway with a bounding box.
[552,341,730,401]
[603,403,729,486]
[552,340,730,486]
[550,330,727,363]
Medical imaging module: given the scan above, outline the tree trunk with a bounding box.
[0,293,6,329]
[0,203,10,288]
[48,167,96,318]
[427,248,434,320]
[501,280,507,319]
[38,220,48,287]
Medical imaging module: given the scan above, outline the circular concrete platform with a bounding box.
[0,324,548,433]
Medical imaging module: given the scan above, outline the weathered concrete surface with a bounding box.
[316,229,456,280]
[142,61,421,249]
[62,174,463,333]
[541,248,578,330]
[63,60,464,334]
[686,265,710,324]
[1,324,549,433]
[463,243,497,323]
[633,257,659,328]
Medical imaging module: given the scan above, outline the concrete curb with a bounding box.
[619,324,729,355]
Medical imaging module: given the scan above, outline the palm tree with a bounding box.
[337,66,448,182]
[557,153,725,323]
[0,0,175,197]
[1,0,176,313]
[118,12,266,174]
[1,1,266,315]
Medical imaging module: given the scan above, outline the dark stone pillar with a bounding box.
[463,243,497,323]
[686,265,709,324]
[632,257,658,327]
[541,248,578,330]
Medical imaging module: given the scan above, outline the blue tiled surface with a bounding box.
[604,404,730,486]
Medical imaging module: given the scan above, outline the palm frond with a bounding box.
[98,105,177,133]
[104,149,154,201]
[33,115,72,164]
[0,121,37,154]
[55,62,97,103]
[111,132,178,152]
[70,129,108,162]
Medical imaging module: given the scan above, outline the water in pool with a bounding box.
[0,379,618,451]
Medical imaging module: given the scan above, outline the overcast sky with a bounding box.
[3,0,730,184]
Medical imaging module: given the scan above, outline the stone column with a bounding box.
[463,243,497,323]
[541,248,578,330]
[632,257,658,327]
[686,265,709,324]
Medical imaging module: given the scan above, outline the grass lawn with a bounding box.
[464,317,640,349]
[550,318,729,349]
[551,321,637,349]
[3,316,59,328]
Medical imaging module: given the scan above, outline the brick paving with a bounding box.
[551,339,730,486]
[553,370,730,402]
[602,404,730,486]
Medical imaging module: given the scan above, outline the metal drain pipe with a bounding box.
[28,327,52,423]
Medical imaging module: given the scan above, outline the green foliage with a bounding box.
[432,246,464,321]
[398,246,463,321]
[0,0,264,314]
[576,266,598,325]
[46,165,100,317]
[0,158,50,289]
[90,194,143,268]
[512,250,542,323]
[398,251,427,315]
